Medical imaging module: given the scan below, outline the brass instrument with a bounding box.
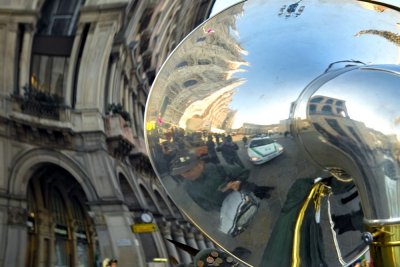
[145,1,400,266]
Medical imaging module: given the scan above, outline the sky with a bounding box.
[205,0,400,134]
[210,0,243,16]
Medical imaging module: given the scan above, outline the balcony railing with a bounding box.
[104,115,135,157]
[11,94,69,121]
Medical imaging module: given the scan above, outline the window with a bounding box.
[183,79,198,87]
[325,99,333,104]
[27,166,95,267]
[176,61,188,68]
[310,96,323,103]
[336,100,343,107]
[140,185,158,213]
[160,97,170,116]
[31,55,69,98]
[37,0,84,36]
[29,0,84,106]
[198,59,211,65]
[321,105,333,115]
[51,189,70,267]
[309,104,317,114]
[249,138,274,148]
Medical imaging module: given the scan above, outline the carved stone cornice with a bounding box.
[8,119,73,149]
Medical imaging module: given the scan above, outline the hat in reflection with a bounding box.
[170,154,199,175]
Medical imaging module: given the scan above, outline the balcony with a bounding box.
[104,114,135,157]
[12,95,71,121]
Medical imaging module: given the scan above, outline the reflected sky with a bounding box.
[224,0,400,128]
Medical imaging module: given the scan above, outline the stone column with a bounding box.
[160,221,180,264]
[18,23,35,92]
[205,238,215,249]
[75,20,118,110]
[90,203,146,267]
[171,222,192,264]
[0,199,28,267]
[184,225,199,250]
[194,231,207,250]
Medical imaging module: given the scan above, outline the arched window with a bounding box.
[168,196,183,219]
[309,104,317,114]
[26,165,95,267]
[198,59,211,65]
[310,96,323,103]
[119,174,141,211]
[154,190,172,217]
[140,185,158,214]
[321,105,333,115]
[176,61,189,68]
[51,189,70,267]
[183,79,198,87]
[30,0,85,109]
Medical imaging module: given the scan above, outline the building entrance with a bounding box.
[25,164,96,267]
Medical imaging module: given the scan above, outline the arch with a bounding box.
[153,189,173,217]
[167,196,183,219]
[26,164,96,267]
[118,173,141,211]
[9,148,98,201]
[138,183,159,214]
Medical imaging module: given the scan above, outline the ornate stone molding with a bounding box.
[8,206,27,226]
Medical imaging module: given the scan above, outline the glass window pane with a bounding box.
[58,0,79,14]
[54,238,69,267]
[76,242,89,267]
[31,54,68,98]
[52,18,72,36]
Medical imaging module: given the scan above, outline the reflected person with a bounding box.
[217,135,245,168]
[260,176,363,267]
[170,153,274,211]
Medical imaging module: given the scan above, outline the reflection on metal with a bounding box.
[145,0,400,266]
[292,182,332,267]
[279,1,305,18]
[367,224,400,266]
[355,29,400,46]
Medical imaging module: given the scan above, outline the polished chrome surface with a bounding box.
[145,1,400,266]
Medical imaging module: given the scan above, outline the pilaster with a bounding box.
[171,221,192,264]
[0,197,28,267]
[89,203,146,267]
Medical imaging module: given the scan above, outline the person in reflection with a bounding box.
[217,135,245,168]
[260,176,363,267]
[206,134,220,164]
[170,153,274,211]
[260,178,329,267]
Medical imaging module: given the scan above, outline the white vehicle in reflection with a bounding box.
[247,137,284,164]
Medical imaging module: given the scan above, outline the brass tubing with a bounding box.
[292,182,331,267]
[366,224,400,267]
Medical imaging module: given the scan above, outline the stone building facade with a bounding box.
[0,0,215,266]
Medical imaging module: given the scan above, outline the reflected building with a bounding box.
[147,3,248,134]
[308,95,379,152]
[0,0,215,266]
